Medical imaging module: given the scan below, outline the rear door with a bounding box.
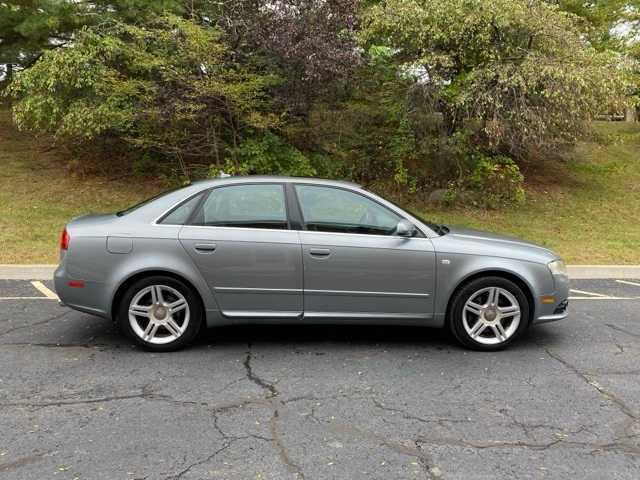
[293,184,436,321]
[179,183,303,319]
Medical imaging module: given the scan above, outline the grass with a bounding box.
[0,110,639,264]
[421,122,640,264]
[0,110,164,263]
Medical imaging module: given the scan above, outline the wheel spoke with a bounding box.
[165,318,182,338]
[129,304,151,318]
[151,285,164,304]
[498,305,520,317]
[143,322,159,341]
[465,301,483,316]
[169,299,187,314]
[488,287,499,306]
[469,320,487,339]
[492,323,507,342]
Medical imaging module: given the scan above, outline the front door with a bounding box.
[180,183,303,319]
[294,184,436,321]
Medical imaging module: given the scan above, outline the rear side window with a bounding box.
[159,193,204,225]
[190,184,288,229]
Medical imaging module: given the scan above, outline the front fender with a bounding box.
[433,253,555,325]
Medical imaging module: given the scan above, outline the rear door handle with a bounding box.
[309,248,331,257]
[194,243,217,253]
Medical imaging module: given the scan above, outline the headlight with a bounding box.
[548,259,567,276]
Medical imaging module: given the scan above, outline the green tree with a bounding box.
[361,0,627,162]
[0,0,183,81]
[7,14,281,177]
[301,46,419,187]
[551,1,640,117]
[549,1,640,50]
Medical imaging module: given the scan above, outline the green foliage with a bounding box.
[550,1,640,51]
[361,0,629,161]
[0,0,184,70]
[445,154,526,209]
[7,14,280,177]
[3,0,637,210]
[301,46,419,187]
[213,132,316,177]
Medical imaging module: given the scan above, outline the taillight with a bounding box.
[60,227,70,251]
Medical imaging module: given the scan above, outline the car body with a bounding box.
[54,176,569,351]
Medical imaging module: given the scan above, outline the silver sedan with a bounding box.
[54,176,569,351]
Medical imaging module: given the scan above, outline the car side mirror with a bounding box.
[395,219,417,237]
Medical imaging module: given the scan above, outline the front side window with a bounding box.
[191,184,288,229]
[295,185,401,235]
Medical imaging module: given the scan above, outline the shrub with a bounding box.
[445,154,526,209]
[212,132,316,178]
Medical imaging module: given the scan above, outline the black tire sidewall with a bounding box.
[117,275,203,352]
[449,276,529,351]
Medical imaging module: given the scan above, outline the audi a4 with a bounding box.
[54,176,569,351]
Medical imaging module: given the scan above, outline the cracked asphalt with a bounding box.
[0,279,639,479]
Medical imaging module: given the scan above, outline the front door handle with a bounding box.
[194,243,217,253]
[309,248,331,257]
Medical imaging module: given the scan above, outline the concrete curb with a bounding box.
[566,265,640,280]
[1,264,640,281]
[0,265,57,280]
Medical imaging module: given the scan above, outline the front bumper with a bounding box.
[535,309,568,324]
[533,275,569,325]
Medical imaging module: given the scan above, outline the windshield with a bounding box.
[116,185,186,217]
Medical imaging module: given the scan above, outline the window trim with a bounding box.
[291,183,425,238]
[184,182,292,231]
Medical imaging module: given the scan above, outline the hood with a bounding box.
[432,225,559,265]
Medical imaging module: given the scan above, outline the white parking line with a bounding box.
[570,288,609,298]
[0,281,59,301]
[569,296,636,300]
[616,279,640,288]
[30,280,59,300]
[0,296,58,301]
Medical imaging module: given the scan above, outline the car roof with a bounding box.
[191,175,362,190]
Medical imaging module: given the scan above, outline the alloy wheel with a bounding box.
[462,287,521,346]
[128,285,190,345]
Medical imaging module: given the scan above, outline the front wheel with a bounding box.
[449,276,529,351]
[117,276,203,352]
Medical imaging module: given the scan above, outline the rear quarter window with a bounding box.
[158,193,205,225]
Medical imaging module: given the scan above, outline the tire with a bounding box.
[448,276,529,351]
[117,275,203,352]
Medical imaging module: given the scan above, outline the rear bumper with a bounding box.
[54,265,110,318]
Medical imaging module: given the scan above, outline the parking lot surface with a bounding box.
[1,279,639,479]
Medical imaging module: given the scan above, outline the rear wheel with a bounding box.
[117,276,202,352]
[449,276,529,351]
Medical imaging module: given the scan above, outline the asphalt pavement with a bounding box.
[0,278,639,479]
